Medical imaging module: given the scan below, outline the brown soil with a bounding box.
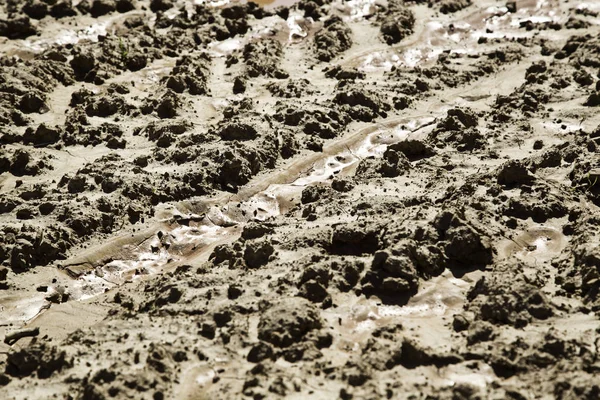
[1,0,600,399]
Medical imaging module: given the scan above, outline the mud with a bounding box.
[1,0,600,399]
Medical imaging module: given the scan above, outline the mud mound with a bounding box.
[314,16,353,62]
[378,0,415,45]
[239,38,288,78]
[258,298,323,347]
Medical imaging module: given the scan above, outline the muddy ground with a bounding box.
[1,0,600,398]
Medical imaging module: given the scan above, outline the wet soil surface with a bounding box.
[1,0,600,399]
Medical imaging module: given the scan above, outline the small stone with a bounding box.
[0,267,8,281]
[452,314,470,332]
[0,373,11,386]
[227,284,243,300]
[199,322,216,340]
[233,77,246,94]
[584,93,600,107]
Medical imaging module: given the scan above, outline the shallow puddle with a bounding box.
[18,11,144,56]
[194,0,300,9]
[46,117,433,304]
[0,294,48,325]
[353,0,566,71]
[326,270,470,352]
[249,0,300,8]
[437,362,496,389]
[177,364,216,400]
[501,225,567,264]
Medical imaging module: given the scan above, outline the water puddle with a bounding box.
[576,3,600,25]
[285,13,314,42]
[246,0,300,8]
[354,0,566,72]
[35,117,430,307]
[0,293,48,325]
[326,270,470,352]
[500,225,567,264]
[321,269,500,390]
[177,364,217,400]
[11,0,305,58]
[334,0,378,20]
[191,0,301,11]
[437,362,496,389]
[208,38,245,56]
[540,120,585,135]
[18,11,145,56]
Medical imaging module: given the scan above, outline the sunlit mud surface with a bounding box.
[59,117,435,304]
[328,270,470,348]
[2,0,600,398]
[349,0,567,71]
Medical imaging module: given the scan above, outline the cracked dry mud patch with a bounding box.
[2,0,600,399]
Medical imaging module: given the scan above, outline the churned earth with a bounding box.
[1,0,600,398]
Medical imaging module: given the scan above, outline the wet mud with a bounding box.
[1,0,600,399]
